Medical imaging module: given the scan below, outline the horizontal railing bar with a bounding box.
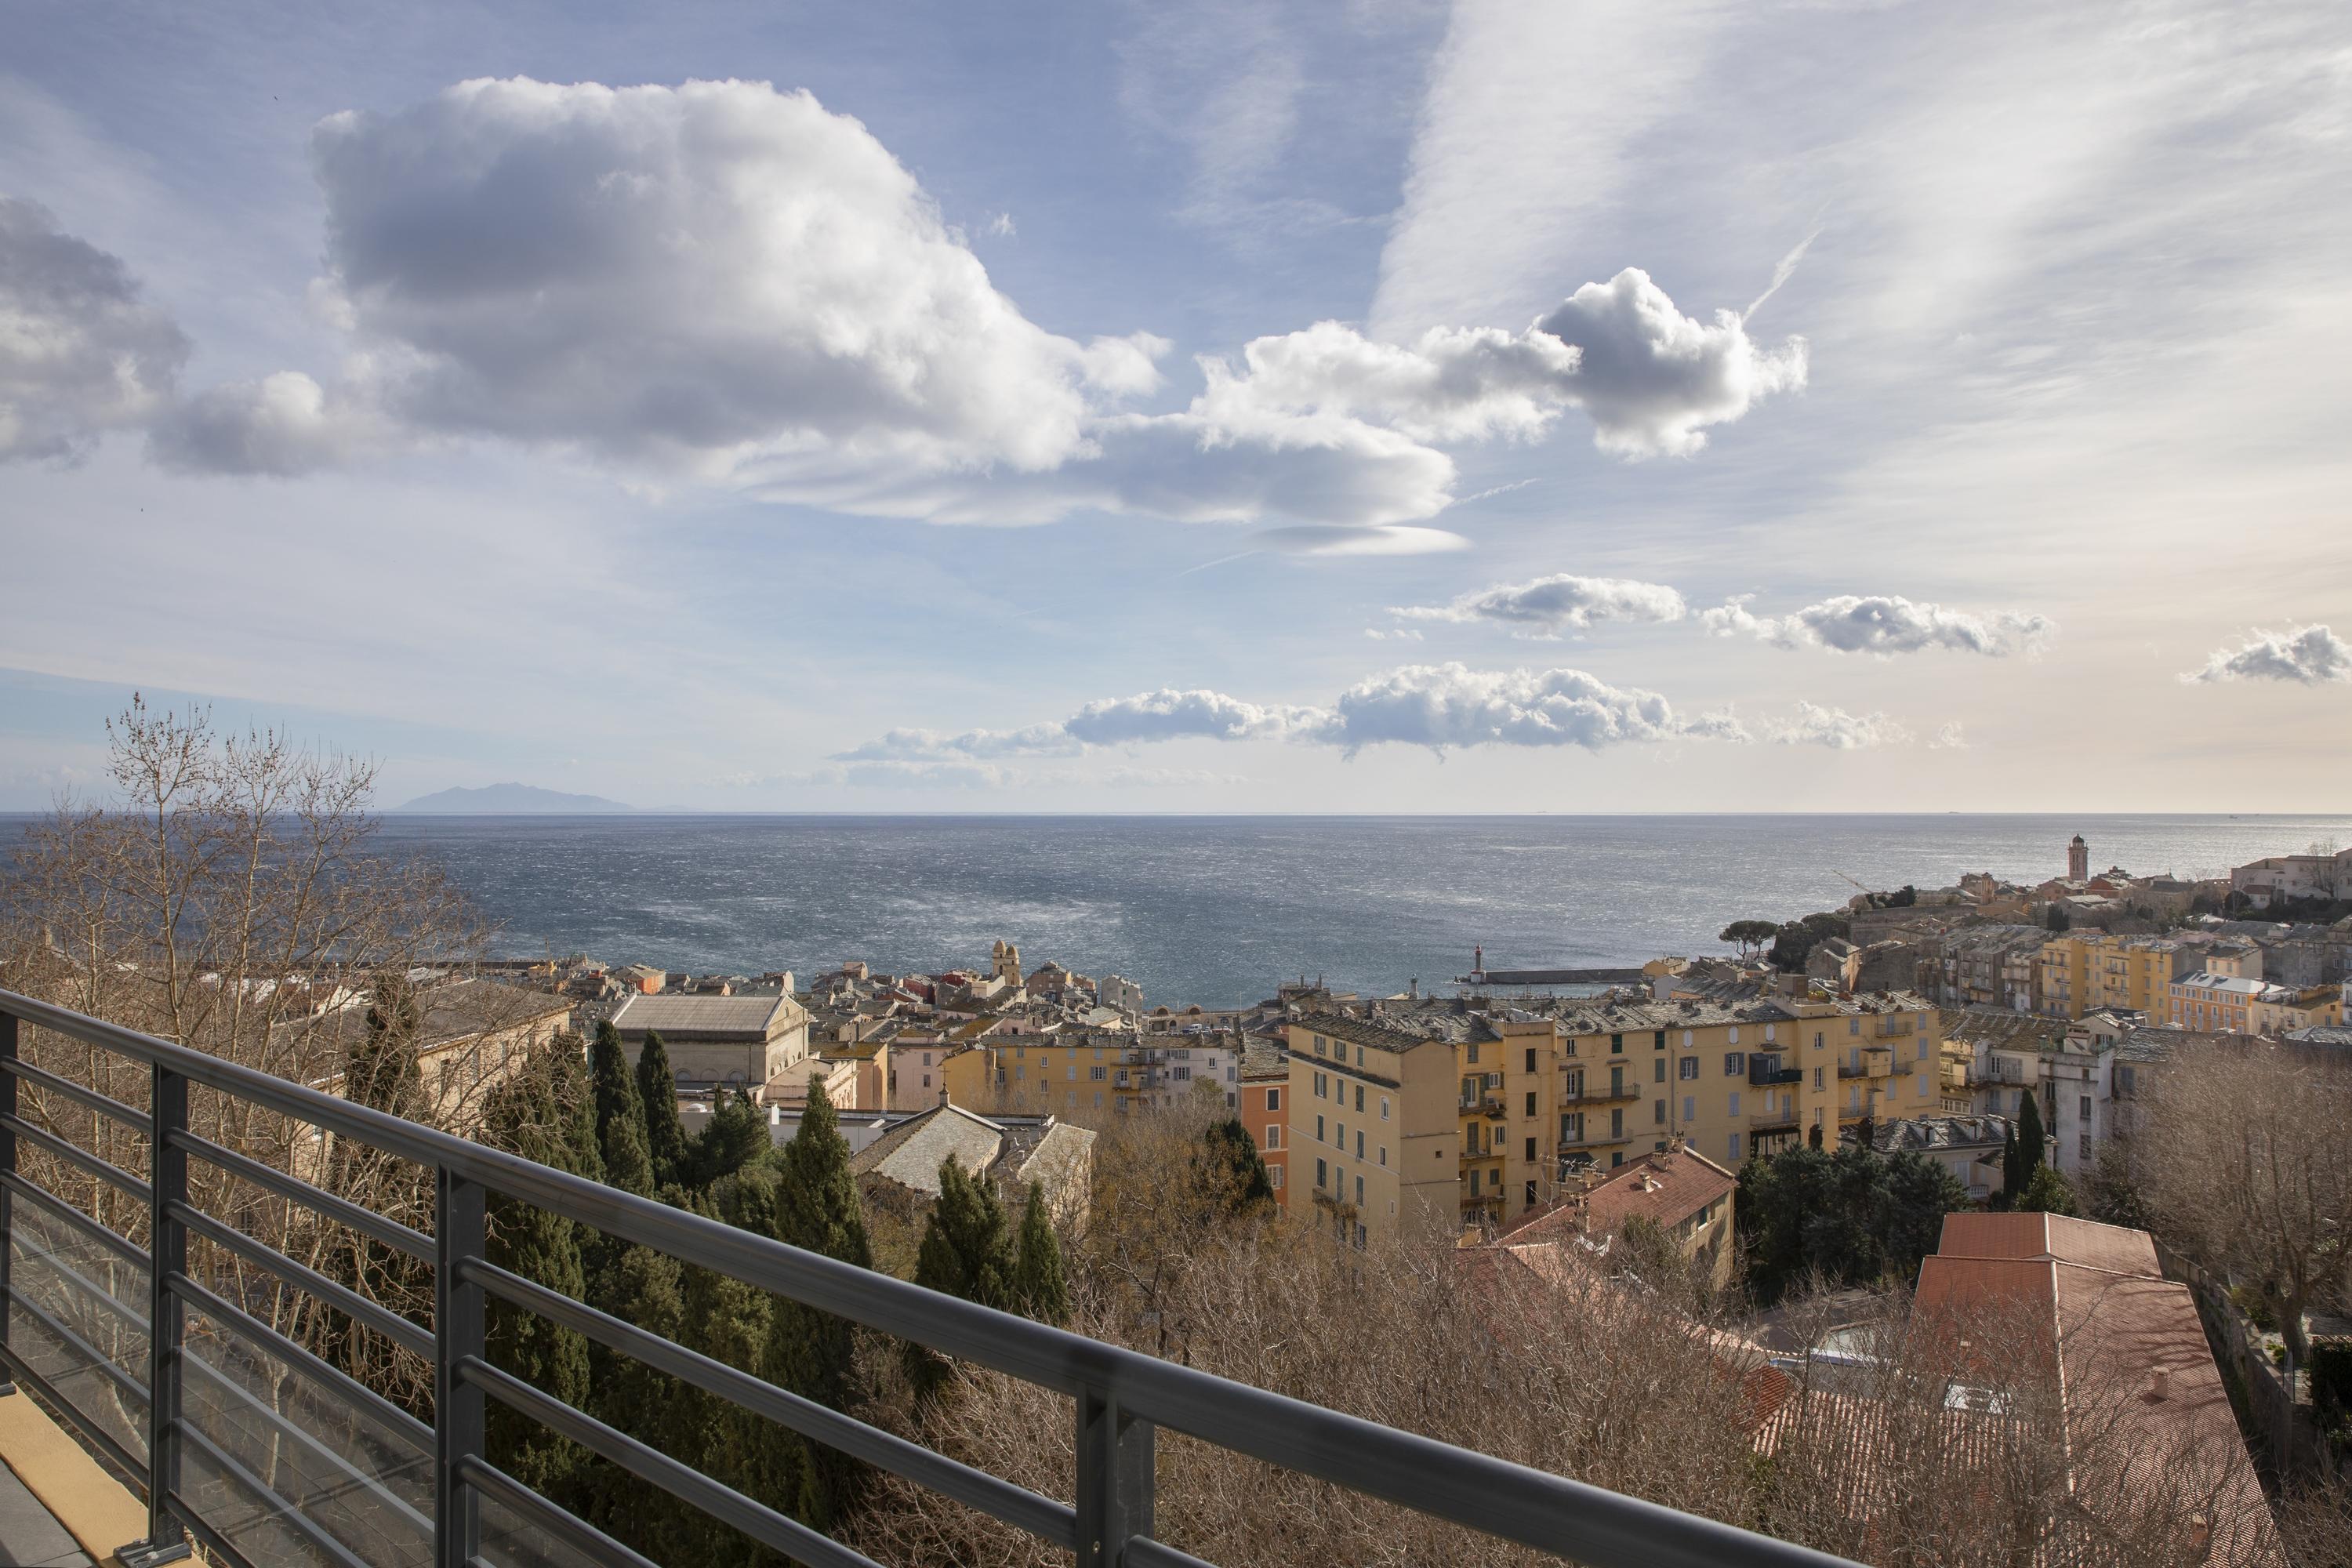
[10,1227,151,1333]
[1,1055,152,1135]
[5,989,1860,1568]
[462,1258,1080,1550]
[0,1337,149,1486]
[1126,1536,1219,1568]
[163,1490,260,1568]
[172,1126,434,1264]
[0,1112,147,1201]
[174,1418,376,1568]
[1,1169,150,1269]
[458,1356,887,1568]
[458,1454,663,1568]
[182,1353,434,1543]
[168,1200,434,1363]
[2,1283,151,1405]
[167,1271,434,1452]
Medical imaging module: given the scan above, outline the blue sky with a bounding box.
[4,0,2348,812]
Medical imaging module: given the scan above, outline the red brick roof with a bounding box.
[1495,1143,1736,1244]
[1933,1210,2161,1279]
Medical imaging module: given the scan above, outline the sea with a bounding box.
[344,814,2346,1009]
[7,814,2342,1010]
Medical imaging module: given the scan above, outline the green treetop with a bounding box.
[590,1019,655,1196]
[634,1028,690,1185]
[1011,1181,1069,1324]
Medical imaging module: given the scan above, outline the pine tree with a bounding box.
[2015,1088,2047,1194]
[1011,1181,1069,1323]
[481,1051,594,1503]
[590,1019,655,1196]
[749,1079,874,1531]
[635,1029,690,1185]
[2016,1162,2079,1216]
[906,1160,1015,1399]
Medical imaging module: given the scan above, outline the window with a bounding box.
[1379,1145,1388,1167]
[1380,1096,1391,1120]
[1094,1091,1103,1106]
[1265,1124,1282,1149]
[1682,1095,1694,1122]
[1610,1033,1624,1053]
[1729,1134,1741,1162]
[1356,1130,1364,1158]
[1353,1223,1367,1250]
[1849,1018,1860,1036]
[1265,1086,1280,1111]
[1653,1058,1666,1083]
[1090,1065,1105,1080]
[1728,1091,1741,1116]
[1526,1047,1538,1073]
[1610,1108,1623,1138]
[1728,1027,1740,1045]
[1813,1032,1824,1048]
[1467,1042,1480,1065]
[1067,1065,1076,1080]
[1679,1056,1699,1080]
[1653,1099,1665,1124]
[1355,1084,1365,1112]
[1269,1165,1283,1189]
[1813,1067,1824,1089]
[1524,1179,1537,1206]
[1562,1112,1584,1142]
[1317,1158,1327,1187]
[1612,1152,1624,1167]
[1763,1024,1777,1042]
[1316,1115,1326,1142]
[1524,1136,1536,1161]
[1338,1122,1347,1149]
[1524,1091,1537,1116]
[2078,1094,2091,1119]
[1314,1036,1326,1056]
[1654,1031,1668,1050]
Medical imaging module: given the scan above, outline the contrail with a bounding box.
[1744,225,1822,320]
[1178,548,1261,578]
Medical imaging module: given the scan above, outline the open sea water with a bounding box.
[310,814,2344,1009]
[8,814,2343,1010]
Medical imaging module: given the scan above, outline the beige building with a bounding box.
[608,991,810,1089]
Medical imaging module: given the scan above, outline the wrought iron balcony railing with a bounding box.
[0,988,1856,1568]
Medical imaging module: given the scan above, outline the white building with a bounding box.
[1098,973,1145,1015]
[2230,848,2352,907]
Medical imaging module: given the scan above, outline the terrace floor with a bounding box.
[0,1390,140,1568]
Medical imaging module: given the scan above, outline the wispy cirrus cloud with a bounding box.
[1389,572,1686,637]
[1702,593,2054,657]
[2181,625,2351,686]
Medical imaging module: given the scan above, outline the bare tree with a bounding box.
[2131,1040,2352,1381]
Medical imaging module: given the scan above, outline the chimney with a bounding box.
[2150,1367,2170,1402]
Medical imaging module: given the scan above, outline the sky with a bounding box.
[3,0,2349,813]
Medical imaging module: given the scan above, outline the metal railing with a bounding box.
[0,989,1858,1568]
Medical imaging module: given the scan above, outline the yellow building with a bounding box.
[1286,1014,1460,1252]
[1300,989,1944,1241]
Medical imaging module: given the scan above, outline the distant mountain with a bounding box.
[391,782,634,815]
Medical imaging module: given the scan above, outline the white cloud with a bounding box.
[2181,625,2352,686]
[985,212,1017,238]
[0,196,187,463]
[1702,593,2055,656]
[848,662,1748,763]
[1252,524,1470,556]
[1096,765,1249,789]
[1390,572,1687,636]
[1929,720,1969,750]
[1766,703,1910,750]
[1363,627,1424,641]
[1530,269,1806,457]
[151,370,372,475]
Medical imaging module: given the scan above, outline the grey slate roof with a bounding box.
[610,992,800,1041]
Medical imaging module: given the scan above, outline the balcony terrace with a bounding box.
[0,989,1853,1568]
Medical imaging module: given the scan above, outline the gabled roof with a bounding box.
[1932,1211,2160,1279]
[1495,1145,1735,1243]
[609,992,803,1040]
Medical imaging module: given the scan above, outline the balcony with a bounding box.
[0,988,1850,1568]
[1747,1061,1801,1087]
[1749,1104,1800,1129]
[1563,1080,1641,1105]
[1480,1094,1507,1120]
[1837,1048,1893,1080]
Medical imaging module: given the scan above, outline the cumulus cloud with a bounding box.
[844,663,1748,763]
[1929,720,1969,750]
[1390,572,1687,637]
[2181,625,2352,685]
[1532,268,1807,457]
[140,80,1798,523]
[1766,703,1910,749]
[0,196,187,463]
[1703,593,2055,656]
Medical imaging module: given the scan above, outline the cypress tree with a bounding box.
[318,974,431,1405]
[1011,1181,1069,1324]
[590,1019,655,1196]
[1999,1122,2020,1207]
[686,1086,771,1189]
[671,1193,775,1564]
[752,1079,874,1530]
[1196,1118,1275,1215]
[635,1029,690,1185]
[546,1029,604,1185]
[581,1240,692,1559]
[906,1160,1015,1399]
[2015,1088,2047,1191]
[481,1051,594,1502]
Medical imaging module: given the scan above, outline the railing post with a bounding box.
[0,1009,16,1398]
[119,1063,191,1566]
[435,1166,485,1568]
[1074,1385,1153,1568]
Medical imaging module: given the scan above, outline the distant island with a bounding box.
[391,782,634,815]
